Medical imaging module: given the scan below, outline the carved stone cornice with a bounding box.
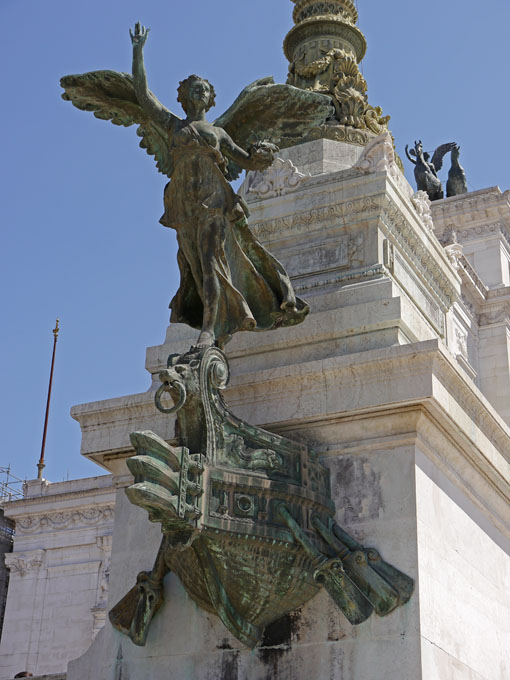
[14,505,114,534]
[353,132,411,198]
[5,549,45,576]
[458,255,488,302]
[380,197,459,312]
[431,189,502,219]
[250,193,380,240]
[294,263,387,292]
[431,189,510,248]
[250,186,459,312]
[4,479,114,511]
[478,302,510,327]
[302,123,373,147]
[244,158,310,200]
[456,222,507,244]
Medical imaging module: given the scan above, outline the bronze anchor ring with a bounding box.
[154,380,186,414]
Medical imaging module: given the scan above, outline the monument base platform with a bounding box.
[67,338,510,679]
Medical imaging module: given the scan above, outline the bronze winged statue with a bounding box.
[405,140,457,201]
[61,24,416,649]
[61,23,334,348]
[447,144,468,198]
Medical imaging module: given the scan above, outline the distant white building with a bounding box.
[0,476,114,679]
[0,510,14,643]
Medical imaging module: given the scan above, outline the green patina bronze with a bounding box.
[61,16,414,650]
[60,22,334,349]
[109,347,414,648]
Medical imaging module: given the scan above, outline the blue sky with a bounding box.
[2,0,510,483]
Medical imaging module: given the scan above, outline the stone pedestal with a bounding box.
[66,139,510,679]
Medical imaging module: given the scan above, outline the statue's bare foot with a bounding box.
[195,331,215,348]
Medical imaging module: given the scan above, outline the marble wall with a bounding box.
[0,477,115,680]
[67,138,510,678]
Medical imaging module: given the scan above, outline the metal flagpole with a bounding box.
[37,319,60,480]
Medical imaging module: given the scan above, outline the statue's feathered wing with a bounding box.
[215,77,334,178]
[430,142,457,172]
[60,70,178,178]
[61,72,333,182]
[214,77,334,146]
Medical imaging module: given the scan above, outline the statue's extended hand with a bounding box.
[130,22,150,48]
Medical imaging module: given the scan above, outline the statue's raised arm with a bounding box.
[130,22,179,130]
[60,25,339,348]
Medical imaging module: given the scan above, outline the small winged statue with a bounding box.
[405,140,457,201]
[61,23,334,348]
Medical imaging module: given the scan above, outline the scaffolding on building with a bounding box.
[0,466,25,507]
[0,467,20,639]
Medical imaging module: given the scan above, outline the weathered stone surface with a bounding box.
[65,134,510,678]
[0,477,115,679]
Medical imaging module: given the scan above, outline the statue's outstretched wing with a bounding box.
[215,77,334,177]
[60,70,179,178]
[430,142,456,172]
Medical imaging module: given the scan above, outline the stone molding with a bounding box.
[303,123,373,146]
[226,341,510,498]
[455,221,510,245]
[352,132,411,198]
[353,132,398,177]
[14,506,114,534]
[458,255,488,301]
[411,191,434,232]
[250,193,380,240]
[4,484,114,511]
[291,264,388,293]
[431,190,510,248]
[5,549,45,576]
[249,184,458,315]
[244,158,310,200]
[478,303,510,327]
[96,534,113,551]
[431,189,502,218]
[380,197,459,312]
[460,293,476,318]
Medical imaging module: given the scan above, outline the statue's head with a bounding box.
[178,75,216,113]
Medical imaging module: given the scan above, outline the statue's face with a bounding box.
[189,79,211,108]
